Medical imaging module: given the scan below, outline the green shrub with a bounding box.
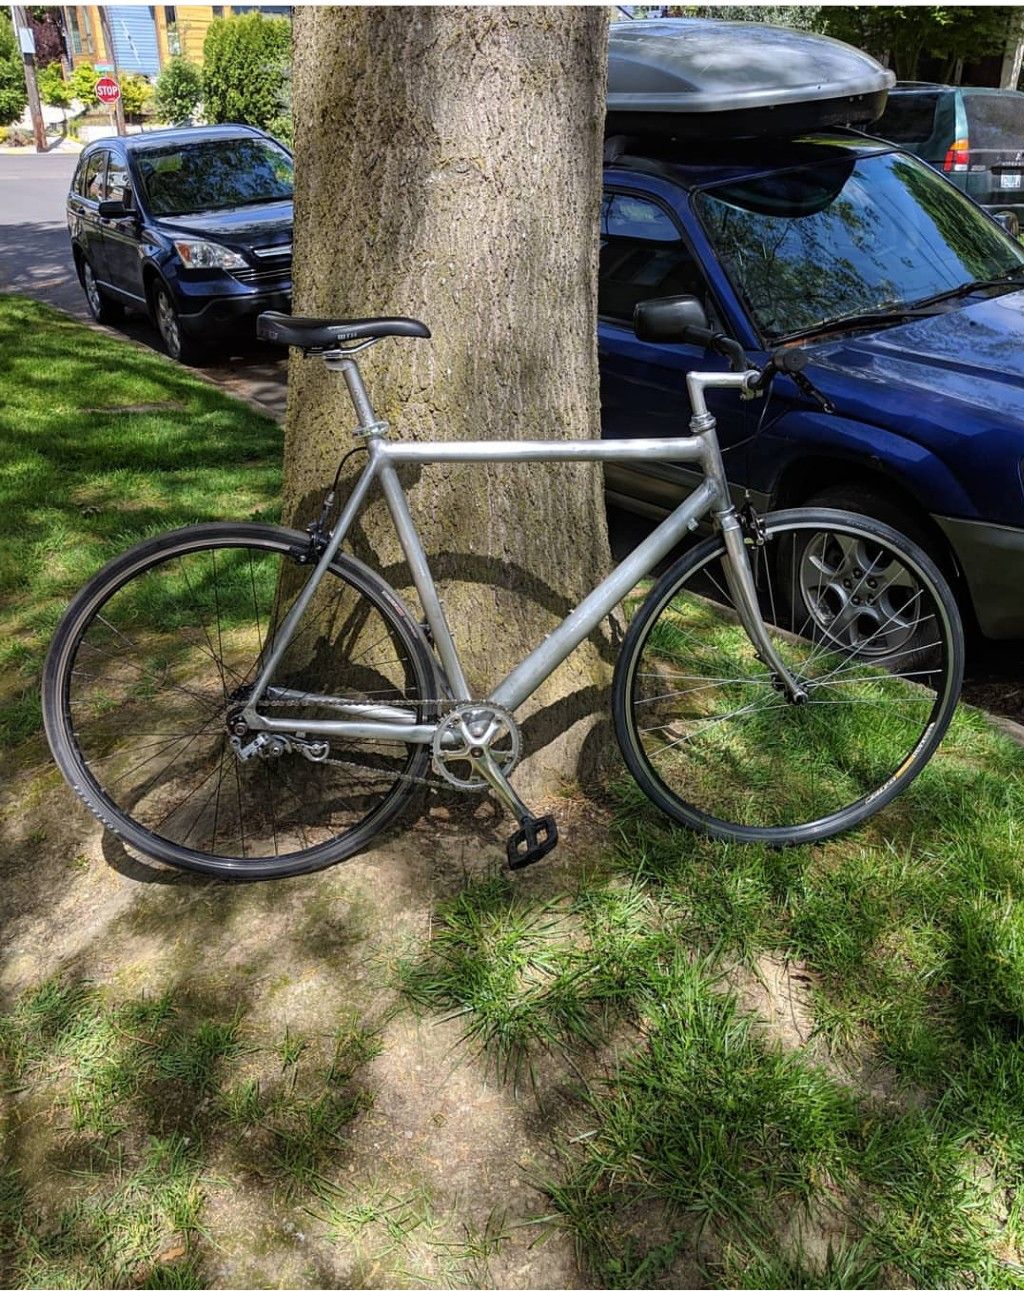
[202,12,290,132]
[36,60,72,111]
[153,55,202,124]
[68,61,99,109]
[0,11,27,127]
[119,71,152,120]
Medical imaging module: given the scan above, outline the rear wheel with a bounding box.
[81,257,124,324]
[613,508,963,846]
[43,523,436,879]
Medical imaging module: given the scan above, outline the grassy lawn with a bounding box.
[3,292,1024,1288]
[0,295,281,758]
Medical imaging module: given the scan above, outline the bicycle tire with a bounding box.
[612,508,964,846]
[43,522,436,880]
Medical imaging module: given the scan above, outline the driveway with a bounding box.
[0,152,287,420]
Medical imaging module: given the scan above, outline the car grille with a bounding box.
[230,263,292,285]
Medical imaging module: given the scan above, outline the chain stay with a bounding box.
[253,693,461,790]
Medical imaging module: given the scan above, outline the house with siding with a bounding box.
[63,5,290,76]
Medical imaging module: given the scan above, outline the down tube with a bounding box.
[489,477,719,714]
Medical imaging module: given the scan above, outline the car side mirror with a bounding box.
[633,294,712,345]
[993,210,1020,238]
[98,199,132,219]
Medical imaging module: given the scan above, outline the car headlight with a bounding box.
[173,239,247,270]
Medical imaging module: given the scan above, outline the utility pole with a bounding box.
[11,6,46,152]
[96,5,125,135]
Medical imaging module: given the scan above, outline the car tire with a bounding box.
[80,256,124,325]
[152,282,202,365]
[801,485,940,570]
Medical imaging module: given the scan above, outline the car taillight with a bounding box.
[943,138,970,172]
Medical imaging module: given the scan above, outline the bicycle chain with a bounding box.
[253,694,463,791]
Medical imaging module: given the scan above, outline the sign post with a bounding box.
[95,75,124,137]
[96,6,126,135]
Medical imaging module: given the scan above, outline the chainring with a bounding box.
[431,703,522,792]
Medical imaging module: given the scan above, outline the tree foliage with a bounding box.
[119,71,152,120]
[27,7,63,65]
[675,6,822,30]
[0,11,28,128]
[817,6,1020,80]
[675,5,1021,80]
[202,12,290,132]
[153,56,202,124]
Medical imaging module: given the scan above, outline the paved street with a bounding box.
[0,153,287,420]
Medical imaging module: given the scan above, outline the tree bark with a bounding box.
[283,6,613,801]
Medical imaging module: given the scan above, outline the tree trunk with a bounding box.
[283,6,613,802]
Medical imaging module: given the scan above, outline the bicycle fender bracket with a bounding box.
[506,814,559,870]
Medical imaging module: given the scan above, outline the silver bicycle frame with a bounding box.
[241,352,803,746]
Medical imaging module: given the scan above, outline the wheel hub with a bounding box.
[799,531,921,655]
[431,703,521,791]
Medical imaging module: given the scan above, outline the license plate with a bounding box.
[999,172,1022,190]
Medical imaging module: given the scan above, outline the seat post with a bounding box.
[324,353,385,435]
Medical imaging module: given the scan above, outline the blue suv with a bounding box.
[600,131,1024,640]
[67,124,292,364]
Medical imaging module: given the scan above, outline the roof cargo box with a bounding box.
[607,19,895,140]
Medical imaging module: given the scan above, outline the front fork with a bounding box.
[688,370,807,705]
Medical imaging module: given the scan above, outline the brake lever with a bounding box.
[748,348,835,414]
[791,369,836,415]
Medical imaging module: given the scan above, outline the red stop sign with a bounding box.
[95,76,121,105]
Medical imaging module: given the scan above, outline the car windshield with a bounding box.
[694,150,1024,340]
[136,137,293,216]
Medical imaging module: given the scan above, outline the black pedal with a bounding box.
[506,814,559,870]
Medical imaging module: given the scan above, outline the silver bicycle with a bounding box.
[43,298,964,879]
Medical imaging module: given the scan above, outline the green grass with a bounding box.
[0,976,382,1288]
[0,294,281,754]
[398,700,1024,1287]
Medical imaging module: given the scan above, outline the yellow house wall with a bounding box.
[175,6,231,66]
[68,5,235,72]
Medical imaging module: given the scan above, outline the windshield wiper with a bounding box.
[779,305,946,344]
[908,267,1024,310]
[774,265,1024,345]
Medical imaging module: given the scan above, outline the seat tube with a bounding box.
[373,447,473,702]
[325,355,379,431]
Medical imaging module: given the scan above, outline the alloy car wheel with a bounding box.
[154,285,182,360]
[797,528,923,655]
[81,259,123,325]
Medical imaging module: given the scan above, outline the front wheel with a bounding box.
[613,509,963,846]
[152,283,202,365]
[43,523,436,879]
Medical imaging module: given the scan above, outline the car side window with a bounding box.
[81,151,107,202]
[106,155,131,205]
[599,192,706,324]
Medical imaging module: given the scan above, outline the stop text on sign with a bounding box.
[96,76,121,105]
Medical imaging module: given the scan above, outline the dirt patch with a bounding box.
[0,750,609,1288]
[719,950,922,1112]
